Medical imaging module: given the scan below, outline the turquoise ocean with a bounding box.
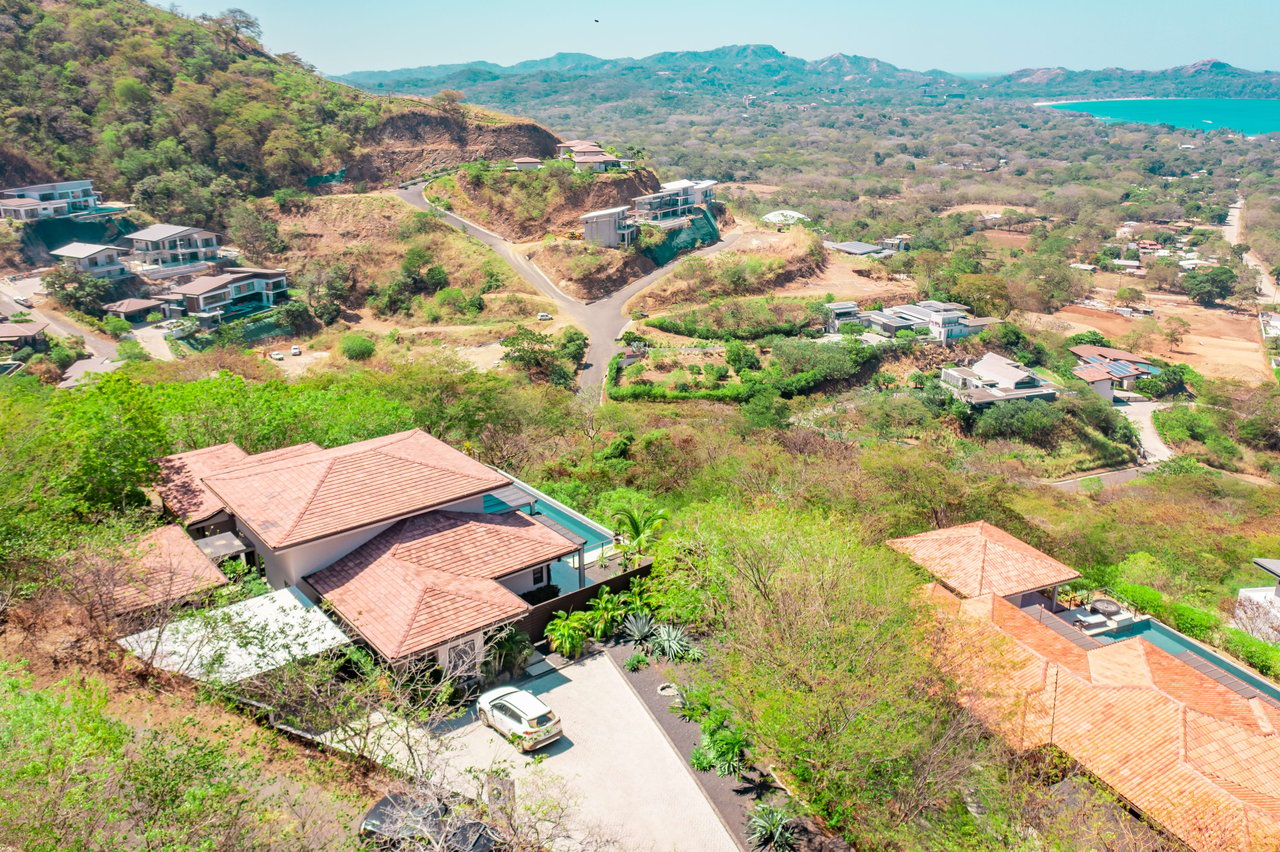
[1042,98,1280,135]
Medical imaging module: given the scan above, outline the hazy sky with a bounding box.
[172,0,1280,76]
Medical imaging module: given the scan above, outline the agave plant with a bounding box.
[650,622,694,661]
[745,803,796,851]
[621,611,656,648]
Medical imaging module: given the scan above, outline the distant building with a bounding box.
[880,234,912,252]
[555,139,600,158]
[941,353,1059,408]
[102,298,166,323]
[165,268,289,327]
[829,299,994,342]
[824,301,861,333]
[632,180,717,223]
[824,240,881,256]
[579,178,717,248]
[50,242,128,279]
[124,224,220,277]
[0,320,49,350]
[580,206,636,248]
[512,157,542,171]
[572,151,623,172]
[1069,344,1161,402]
[0,179,100,221]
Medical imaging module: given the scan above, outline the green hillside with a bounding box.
[0,0,555,228]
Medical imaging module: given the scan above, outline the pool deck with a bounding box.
[1016,592,1280,709]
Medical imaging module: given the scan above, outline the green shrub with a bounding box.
[746,802,797,851]
[1222,627,1280,677]
[1169,603,1221,640]
[623,652,650,672]
[47,345,76,370]
[340,334,375,361]
[689,743,715,772]
[117,340,149,362]
[1113,583,1167,619]
[145,312,163,323]
[102,316,133,338]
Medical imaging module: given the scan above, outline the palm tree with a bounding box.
[611,507,668,569]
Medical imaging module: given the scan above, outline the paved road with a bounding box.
[0,278,121,386]
[1224,197,1276,303]
[393,185,741,399]
[1115,398,1175,462]
[1051,465,1157,492]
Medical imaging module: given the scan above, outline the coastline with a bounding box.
[1032,97,1203,107]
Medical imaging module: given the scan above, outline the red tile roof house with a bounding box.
[891,522,1280,851]
[155,429,607,669]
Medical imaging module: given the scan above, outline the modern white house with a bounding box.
[632,179,718,223]
[124,224,221,278]
[155,429,614,669]
[165,267,288,326]
[580,206,636,248]
[941,353,1059,408]
[580,178,718,248]
[511,157,543,171]
[0,180,100,221]
[833,299,994,342]
[49,242,128,279]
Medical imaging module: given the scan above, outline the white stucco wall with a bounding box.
[497,563,552,596]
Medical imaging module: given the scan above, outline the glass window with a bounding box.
[532,565,544,585]
[446,640,477,676]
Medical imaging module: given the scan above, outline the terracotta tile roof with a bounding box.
[887,521,1080,598]
[111,525,228,614]
[1072,364,1115,383]
[307,511,577,659]
[924,581,1280,851]
[156,443,249,523]
[202,430,510,550]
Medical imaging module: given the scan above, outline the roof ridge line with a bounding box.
[279,455,340,545]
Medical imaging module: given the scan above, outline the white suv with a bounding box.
[476,687,562,752]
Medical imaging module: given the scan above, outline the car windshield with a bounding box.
[530,712,555,728]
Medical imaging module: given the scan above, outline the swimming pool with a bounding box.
[525,500,614,552]
[1104,619,1280,705]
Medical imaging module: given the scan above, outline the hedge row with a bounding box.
[644,316,815,341]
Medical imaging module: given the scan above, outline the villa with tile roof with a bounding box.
[154,429,612,667]
[1069,344,1161,402]
[895,523,1280,851]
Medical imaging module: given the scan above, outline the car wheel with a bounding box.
[478,709,491,729]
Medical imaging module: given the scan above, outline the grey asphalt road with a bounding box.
[0,281,121,386]
[394,184,741,399]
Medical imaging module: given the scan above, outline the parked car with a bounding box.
[536,312,552,321]
[477,687,562,752]
[359,792,496,850]
[13,296,33,308]
[290,345,302,356]
[269,351,285,361]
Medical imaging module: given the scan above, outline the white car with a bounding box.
[13,296,33,308]
[476,687,562,752]
[536,312,553,321]
[268,351,285,361]
[290,345,302,356]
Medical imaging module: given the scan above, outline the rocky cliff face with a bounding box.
[346,109,561,185]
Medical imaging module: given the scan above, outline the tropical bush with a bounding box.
[544,610,590,658]
[1113,583,1168,620]
[623,653,649,672]
[1222,628,1280,677]
[583,589,627,639]
[483,628,533,681]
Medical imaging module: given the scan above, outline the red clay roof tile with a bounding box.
[307,511,579,659]
[889,522,1080,598]
[111,525,228,614]
[202,430,510,549]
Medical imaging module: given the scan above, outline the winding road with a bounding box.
[0,278,121,387]
[393,184,741,398]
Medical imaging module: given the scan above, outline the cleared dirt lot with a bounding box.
[1021,298,1270,384]
[773,253,917,304]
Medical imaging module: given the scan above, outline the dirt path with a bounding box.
[393,184,742,401]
